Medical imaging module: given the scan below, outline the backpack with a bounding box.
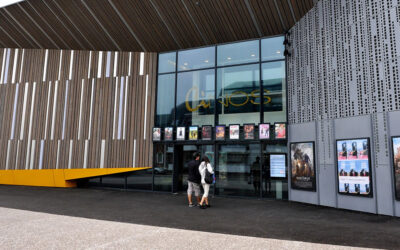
[204,164,213,184]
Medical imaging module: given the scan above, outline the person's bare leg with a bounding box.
[199,197,205,205]
[205,197,209,205]
[188,194,193,205]
[196,196,201,204]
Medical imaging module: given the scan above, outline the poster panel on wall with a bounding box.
[176,127,185,140]
[215,125,225,140]
[392,137,400,200]
[270,154,286,178]
[164,127,173,141]
[152,127,161,141]
[337,138,372,197]
[259,123,270,139]
[229,125,240,140]
[189,126,198,140]
[290,142,316,191]
[274,123,286,139]
[202,126,212,140]
[244,124,255,139]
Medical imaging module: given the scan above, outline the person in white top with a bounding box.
[198,155,214,209]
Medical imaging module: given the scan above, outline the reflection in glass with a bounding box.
[156,74,175,127]
[217,64,260,125]
[262,61,286,123]
[127,169,153,190]
[178,47,215,71]
[176,69,215,126]
[216,144,261,197]
[261,36,285,61]
[217,40,259,66]
[154,145,173,192]
[158,52,176,73]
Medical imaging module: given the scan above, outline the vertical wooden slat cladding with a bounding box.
[0,48,156,170]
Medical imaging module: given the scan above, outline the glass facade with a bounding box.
[71,36,286,198]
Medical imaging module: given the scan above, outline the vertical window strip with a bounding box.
[88,78,95,140]
[19,49,25,83]
[128,52,132,76]
[105,51,111,77]
[112,77,119,139]
[11,49,18,83]
[10,83,19,140]
[68,140,73,169]
[3,48,11,84]
[62,80,69,140]
[5,140,11,170]
[113,52,118,77]
[123,77,128,140]
[58,50,63,80]
[55,140,60,169]
[38,140,44,170]
[143,74,149,140]
[30,140,36,170]
[139,52,144,75]
[83,140,89,169]
[77,79,85,140]
[1,48,7,83]
[69,50,74,80]
[87,51,92,79]
[97,51,103,78]
[20,82,29,140]
[118,77,124,139]
[44,81,52,140]
[51,81,58,140]
[42,49,48,82]
[100,140,106,168]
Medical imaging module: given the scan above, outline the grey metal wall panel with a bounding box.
[318,164,336,207]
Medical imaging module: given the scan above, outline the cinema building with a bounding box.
[0,0,400,217]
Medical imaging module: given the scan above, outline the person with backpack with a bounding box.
[198,155,214,209]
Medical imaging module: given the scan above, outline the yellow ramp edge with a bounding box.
[0,167,152,188]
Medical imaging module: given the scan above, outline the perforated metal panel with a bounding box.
[288,0,400,124]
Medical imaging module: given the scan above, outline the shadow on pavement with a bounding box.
[0,185,399,248]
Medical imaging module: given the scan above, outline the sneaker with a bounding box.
[206,204,211,208]
[199,204,207,209]
[189,204,195,207]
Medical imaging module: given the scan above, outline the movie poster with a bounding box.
[215,125,225,140]
[290,142,316,191]
[244,124,254,139]
[392,137,400,200]
[337,138,371,196]
[189,126,198,140]
[176,127,185,140]
[259,123,270,139]
[270,154,286,178]
[274,123,286,139]
[152,128,161,141]
[164,127,173,141]
[202,126,212,140]
[229,125,239,140]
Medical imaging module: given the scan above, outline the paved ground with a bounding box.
[0,185,399,249]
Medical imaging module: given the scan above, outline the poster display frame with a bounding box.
[188,126,199,141]
[152,127,161,142]
[201,125,213,141]
[243,123,255,140]
[164,127,174,141]
[290,141,317,192]
[259,123,271,140]
[274,122,287,140]
[228,124,240,140]
[335,137,373,198]
[269,153,287,179]
[176,127,186,141]
[215,125,226,141]
[391,136,400,201]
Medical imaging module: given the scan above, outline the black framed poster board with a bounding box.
[201,126,212,141]
[290,141,316,191]
[152,127,161,141]
[392,136,400,200]
[336,138,372,197]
